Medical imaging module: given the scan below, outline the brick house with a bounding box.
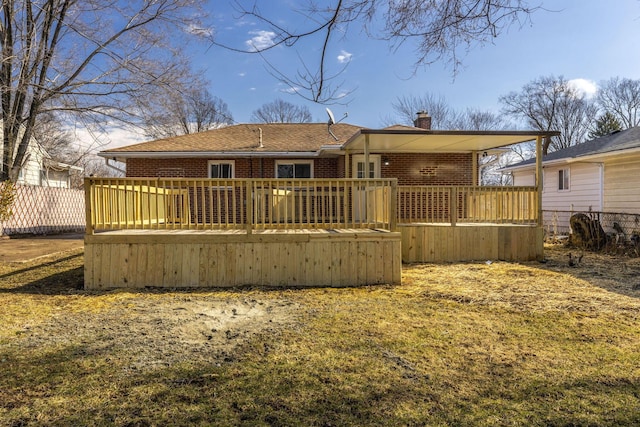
[100,113,478,186]
[87,112,556,287]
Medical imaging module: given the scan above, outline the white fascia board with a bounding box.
[503,146,640,173]
[98,151,323,160]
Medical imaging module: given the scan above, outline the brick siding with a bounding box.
[127,153,471,185]
[380,153,473,185]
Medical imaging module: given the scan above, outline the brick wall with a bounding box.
[127,158,208,177]
[127,154,471,184]
[380,153,473,185]
[126,157,341,178]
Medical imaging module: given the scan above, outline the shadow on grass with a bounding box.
[0,252,85,295]
[2,340,640,426]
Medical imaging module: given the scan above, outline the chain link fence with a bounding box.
[543,209,640,254]
[0,184,85,236]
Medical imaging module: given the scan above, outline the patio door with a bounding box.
[352,155,381,222]
[352,155,381,179]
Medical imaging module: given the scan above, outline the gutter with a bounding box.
[501,145,640,172]
[98,149,344,162]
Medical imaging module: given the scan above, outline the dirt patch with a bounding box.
[1,251,301,372]
[9,293,300,372]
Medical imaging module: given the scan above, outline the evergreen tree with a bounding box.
[588,112,623,139]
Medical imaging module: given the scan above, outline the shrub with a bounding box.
[0,180,16,221]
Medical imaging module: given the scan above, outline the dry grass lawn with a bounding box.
[1,244,639,426]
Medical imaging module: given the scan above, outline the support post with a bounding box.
[345,151,350,178]
[472,151,478,186]
[535,136,543,227]
[246,180,253,234]
[364,135,370,177]
[84,178,94,235]
[390,179,397,232]
[450,187,457,227]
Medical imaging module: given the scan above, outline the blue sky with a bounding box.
[194,0,640,128]
[93,0,640,149]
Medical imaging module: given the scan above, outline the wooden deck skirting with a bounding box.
[84,229,402,290]
[400,223,543,263]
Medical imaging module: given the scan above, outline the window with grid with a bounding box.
[208,161,234,178]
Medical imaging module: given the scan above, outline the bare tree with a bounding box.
[499,75,598,154]
[597,77,640,129]
[449,108,511,130]
[391,93,455,129]
[141,84,234,139]
[250,99,313,123]
[218,1,541,103]
[0,0,208,182]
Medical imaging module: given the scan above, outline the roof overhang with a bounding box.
[342,129,559,153]
[98,150,342,163]
[501,145,640,173]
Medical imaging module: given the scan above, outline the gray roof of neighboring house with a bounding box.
[507,126,640,168]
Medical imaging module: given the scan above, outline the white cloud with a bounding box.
[280,86,300,94]
[568,78,598,98]
[245,30,277,51]
[337,50,352,64]
[68,125,146,151]
[238,72,246,77]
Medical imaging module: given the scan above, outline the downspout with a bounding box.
[105,158,126,175]
[598,163,604,211]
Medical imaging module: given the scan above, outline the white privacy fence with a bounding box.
[0,183,85,235]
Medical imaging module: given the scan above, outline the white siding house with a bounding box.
[1,124,82,188]
[504,127,640,232]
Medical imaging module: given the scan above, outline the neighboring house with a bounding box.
[0,125,82,188]
[502,126,640,232]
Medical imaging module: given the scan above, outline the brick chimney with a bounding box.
[414,111,432,130]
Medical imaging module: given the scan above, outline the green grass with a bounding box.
[1,247,639,426]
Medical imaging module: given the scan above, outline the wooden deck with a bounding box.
[84,229,402,290]
[83,178,544,289]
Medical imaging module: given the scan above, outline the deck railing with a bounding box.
[85,178,397,233]
[397,185,538,225]
[85,179,538,233]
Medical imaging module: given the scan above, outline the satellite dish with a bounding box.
[326,108,338,141]
[326,107,336,125]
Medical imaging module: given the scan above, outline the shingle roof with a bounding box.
[101,123,363,154]
[509,126,640,168]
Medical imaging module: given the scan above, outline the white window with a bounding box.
[558,168,570,191]
[208,160,234,178]
[275,160,313,178]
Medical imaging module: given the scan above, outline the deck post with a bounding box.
[390,179,398,231]
[450,186,457,227]
[535,136,543,227]
[246,180,253,234]
[84,178,94,235]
